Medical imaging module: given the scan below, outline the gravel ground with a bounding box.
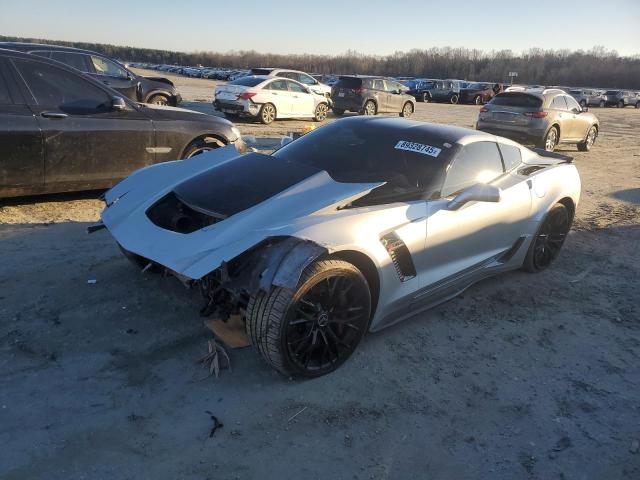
[0,70,639,480]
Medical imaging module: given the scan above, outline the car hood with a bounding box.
[139,103,234,125]
[101,146,382,279]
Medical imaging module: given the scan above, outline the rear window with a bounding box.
[249,68,273,75]
[229,76,264,87]
[491,93,543,108]
[334,77,362,89]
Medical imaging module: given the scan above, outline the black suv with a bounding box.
[0,49,244,198]
[0,42,181,106]
[604,90,639,108]
[407,79,461,103]
[331,76,415,117]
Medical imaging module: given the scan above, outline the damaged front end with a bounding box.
[122,236,327,322]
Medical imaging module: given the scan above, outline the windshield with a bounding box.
[272,120,455,202]
[465,83,485,89]
[605,90,620,95]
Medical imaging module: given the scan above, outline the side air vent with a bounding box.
[518,165,545,176]
[380,232,417,282]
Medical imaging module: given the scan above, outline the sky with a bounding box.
[1,0,639,56]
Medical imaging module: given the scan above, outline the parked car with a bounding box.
[459,82,503,104]
[408,79,461,103]
[331,76,415,117]
[0,49,244,198]
[94,116,580,377]
[569,89,606,108]
[248,68,331,97]
[604,90,639,108]
[213,75,330,124]
[476,89,599,152]
[0,42,182,106]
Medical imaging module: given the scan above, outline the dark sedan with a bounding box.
[0,42,181,106]
[0,49,245,198]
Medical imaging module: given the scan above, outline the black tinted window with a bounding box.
[273,121,454,202]
[498,144,522,171]
[442,142,504,197]
[335,77,362,89]
[13,58,111,114]
[230,76,265,87]
[491,93,543,108]
[50,52,89,72]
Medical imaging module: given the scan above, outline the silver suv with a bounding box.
[569,89,606,108]
[476,89,600,152]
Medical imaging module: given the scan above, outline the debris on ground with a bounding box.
[287,406,307,423]
[87,279,97,284]
[197,339,231,378]
[205,314,250,348]
[205,411,223,438]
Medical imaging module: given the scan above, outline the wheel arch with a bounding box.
[143,89,172,103]
[332,249,380,322]
[556,197,576,224]
[180,134,227,158]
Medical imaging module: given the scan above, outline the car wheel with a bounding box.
[540,126,559,152]
[259,103,277,124]
[474,95,483,105]
[147,94,170,106]
[450,94,459,104]
[635,102,640,109]
[599,100,605,108]
[314,103,329,122]
[332,108,345,116]
[361,100,377,116]
[400,102,414,118]
[579,100,587,108]
[422,93,430,103]
[523,203,571,272]
[617,100,625,108]
[182,137,223,158]
[577,125,597,152]
[245,259,371,377]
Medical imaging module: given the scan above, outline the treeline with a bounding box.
[2,36,639,89]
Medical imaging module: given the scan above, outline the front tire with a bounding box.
[259,103,276,124]
[450,94,459,104]
[523,204,571,272]
[474,95,483,105]
[182,138,223,158]
[579,99,587,108]
[314,103,329,122]
[400,102,414,117]
[332,108,345,116]
[246,259,371,377]
[147,94,169,106]
[617,100,625,108]
[422,93,430,103]
[599,100,605,108]
[577,125,597,152]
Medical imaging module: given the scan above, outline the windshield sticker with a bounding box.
[394,140,441,157]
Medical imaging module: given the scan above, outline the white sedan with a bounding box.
[214,76,330,124]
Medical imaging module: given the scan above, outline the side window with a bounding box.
[498,143,522,171]
[50,52,90,72]
[276,72,295,80]
[551,96,568,110]
[13,58,111,114]
[298,74,316,85]
[384,80,400,92]
[442,142,504,197]
[90,56,128,79]
[372,79,385,91]
[565,95,581,112]
[266,79,288,91]
[287,81,306,93]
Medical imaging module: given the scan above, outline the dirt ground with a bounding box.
[1,70,639,480]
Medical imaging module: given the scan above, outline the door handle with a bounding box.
[41,111,68,119]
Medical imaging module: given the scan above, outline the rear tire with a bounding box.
[361,100,376,116]
[474,95,483,105]
[577,125,597,152]
[450,94,459,104]
[617,100,625,108]
[635,102,640,109]
[245,259,371,377]
[400,102,414,118]
[259,103,276,124]
[422,93,430,103]
[599,100,605,108]
[523,204,571,272]
[539,126,559,152]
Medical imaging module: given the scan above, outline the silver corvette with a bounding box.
[94,117,581,377]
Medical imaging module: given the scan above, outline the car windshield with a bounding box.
[465,83,485,89]
[229,76,264,87]
[272,120,455,203]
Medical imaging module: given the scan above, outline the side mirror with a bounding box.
[447,183,501,210]
[112,97,127,111]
